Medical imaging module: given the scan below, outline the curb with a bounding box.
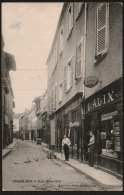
[42,148,122,190]
[2,141,17,160]
[55,156,122,190]
[2,150,12,160]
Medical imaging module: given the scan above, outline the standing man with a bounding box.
[62,135,71,161]
[88,130,95,167]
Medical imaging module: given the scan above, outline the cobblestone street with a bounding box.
[2,140,107,191]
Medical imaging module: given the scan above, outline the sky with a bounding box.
[2,3,63,114]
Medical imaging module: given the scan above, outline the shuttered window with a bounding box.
[74,2,84,20]
[75,36,85,80]
[96,3,109,56]
[64,57,73,93]
[59,81,62,102]
[54,85,56,108]
[64,66,67,92]
[60,27,63,55]
[66,3,74,40]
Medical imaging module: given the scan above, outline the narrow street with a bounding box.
[2,140,105,191]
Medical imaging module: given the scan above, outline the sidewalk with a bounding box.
[42,147,123,190]
[2,139,17,159]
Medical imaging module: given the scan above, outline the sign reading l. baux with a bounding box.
[83,76,100,88]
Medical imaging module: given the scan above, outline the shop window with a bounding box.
[72,109,78,123]
[100,111,119,158]
[74,128,77,147]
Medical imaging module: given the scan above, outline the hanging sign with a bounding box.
[69,121,79,127]
[83,76,99,88]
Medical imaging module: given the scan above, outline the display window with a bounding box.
[100,111,118,158]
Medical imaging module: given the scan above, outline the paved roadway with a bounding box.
[2,140,120,191]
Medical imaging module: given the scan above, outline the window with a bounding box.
[51,90,53,111]
[75,36,85,80]
[64,57,73,92]
[66,3,74,40]
[60,27,63,55]
[74,2,84,20]
[59,81,62,103]
[54,43,58,67]
[100,111,118,158]
[96,3,109,57]
[54,84,57,109]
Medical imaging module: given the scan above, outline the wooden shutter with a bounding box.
[64,66,67,92]
[55,85,56,108]
[66,12,68,40]
[79,2,84,11]
[71,3,74,30]
[74,3,78,20]
[56,43,58,64]
[70,57,73,87]
[96,3,109,56]
[75,46,77,79]
[81,36,86,80]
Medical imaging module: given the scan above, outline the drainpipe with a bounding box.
[81,2,87,162]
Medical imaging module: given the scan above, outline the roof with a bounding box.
[32,95,43,103]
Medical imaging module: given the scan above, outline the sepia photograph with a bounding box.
[2,2,123,191]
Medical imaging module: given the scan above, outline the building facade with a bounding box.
[2,35,16,148]
[81,2,122,178]
[46,2,85,156]
[46,2,123,178]
[33,90,50,144]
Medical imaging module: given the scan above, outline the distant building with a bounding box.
[19,106,37,141]
[33,90,50,144]
[13,113,21,139]
[2,35,16,148]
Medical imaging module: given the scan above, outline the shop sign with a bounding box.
[84,76,99,88]
[86,90,119,112]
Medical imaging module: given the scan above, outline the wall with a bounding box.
[85,2,122,98]
[47,3,85,115]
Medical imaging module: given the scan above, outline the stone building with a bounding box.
[46,2,123,178]
[2,35,16,148]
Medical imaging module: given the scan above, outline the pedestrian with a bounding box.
[88,130,95,167]
[62,135,71,161]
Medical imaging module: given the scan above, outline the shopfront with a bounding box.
[63,105,82,161]
[82,79,123,178]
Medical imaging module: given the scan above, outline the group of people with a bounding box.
[62,130,95,166]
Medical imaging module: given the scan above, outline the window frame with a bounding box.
[60,27,63,55]
[95,3,109,62]
[59,81,62,103]
[66,57,73,92]
[66,3,74,40]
